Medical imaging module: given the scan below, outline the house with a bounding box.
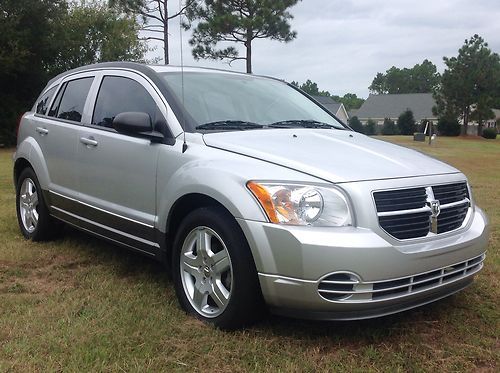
[485,108,500,129]
[311,95,349,124]
[354,93,437,126]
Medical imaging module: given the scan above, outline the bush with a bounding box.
[437,117,461,136]
[348,116,364,134]
[381,118,398,135]
[482,127,498,139]
[365,119,377,135]
[397,109,416,135]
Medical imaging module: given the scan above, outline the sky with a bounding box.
[144,0,500,98]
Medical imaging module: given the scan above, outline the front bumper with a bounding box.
[237,207,489,320]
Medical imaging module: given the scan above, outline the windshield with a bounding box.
[159,72,347,132]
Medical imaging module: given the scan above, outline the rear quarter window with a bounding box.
[35,86,57,115]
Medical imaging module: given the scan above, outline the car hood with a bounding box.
[202,129,460,183]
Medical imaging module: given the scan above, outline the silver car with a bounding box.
[14,62,489,329]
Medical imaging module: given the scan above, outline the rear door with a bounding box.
[75,70,166,253]
[35,73,95,201]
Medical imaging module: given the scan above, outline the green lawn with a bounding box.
[1,136,498,372]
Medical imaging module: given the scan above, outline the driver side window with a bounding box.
[92,76,158,128]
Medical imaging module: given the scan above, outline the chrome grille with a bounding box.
[373,182,470,240]
[432,183,469,205]
[437,202,469,234]
[374,187,427,212]
[317,254,485,303]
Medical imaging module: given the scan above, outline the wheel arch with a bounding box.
[163,193,260,274]
[13,157,33,188]
[15,137,50,191]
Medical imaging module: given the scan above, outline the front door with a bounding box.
[76,72,165,254]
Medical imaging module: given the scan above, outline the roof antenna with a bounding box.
[179,0,188,153]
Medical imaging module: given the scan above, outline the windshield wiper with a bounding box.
[267,120,344,130]
[196,120,264,131]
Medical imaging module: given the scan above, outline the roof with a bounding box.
[355,93,436,120]
[311,95,342,115]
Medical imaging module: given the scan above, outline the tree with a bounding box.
[51,2,148,74]
[382,118,398,135]
[0,0,147,146]
[437,116,461,136]
[340,93,364,112]
[434,34,500,135]
[369,59,440,94]
[348,116,364,134]
[0,0,67,145]
[109,0,198,64]
[185,0,299,73]
[365,119,377,135]
[397,109,416,135]
[291,79,330,97]
[291,80,365,111]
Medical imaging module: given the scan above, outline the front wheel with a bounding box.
[172,207,264,329]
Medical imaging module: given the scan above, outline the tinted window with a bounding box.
[35,86,57,115]
[48,83,67,118]
[92,76,157,128]
[49,77,93,122]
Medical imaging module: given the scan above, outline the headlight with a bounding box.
[247,181,352,227]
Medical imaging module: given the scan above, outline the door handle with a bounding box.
[80,137,98,147]
[36,127,49,135]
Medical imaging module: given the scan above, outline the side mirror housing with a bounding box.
[112,112,166,143]
[113,112,152,134]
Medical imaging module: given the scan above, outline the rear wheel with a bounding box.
[172,207,264,329]
[16,168,61,241]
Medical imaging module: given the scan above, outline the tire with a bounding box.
[172,207,264,329]
[16,168,62,241]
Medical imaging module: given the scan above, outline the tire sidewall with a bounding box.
[15,168,51,241]
[172,207,262,329]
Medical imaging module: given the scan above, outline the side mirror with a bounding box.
[113,112,152,134]
[112,112,165,143]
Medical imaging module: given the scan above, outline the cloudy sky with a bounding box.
[145,0,500,98]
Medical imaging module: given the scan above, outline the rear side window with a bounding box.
[92,76,157,128]
[48,77,94,122]
[35,86,57,115]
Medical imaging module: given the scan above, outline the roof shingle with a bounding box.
[355,93,436,121]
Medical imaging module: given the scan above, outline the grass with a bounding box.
[0,136,499,372]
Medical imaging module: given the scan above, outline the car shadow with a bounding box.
[60,226,461,341]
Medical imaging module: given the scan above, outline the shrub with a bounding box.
[348,116,365,134]
[365,119,377,135]
[397,109,416,135]
[381,118,398,135]
[482,127,498,139]
[437,117,461,136]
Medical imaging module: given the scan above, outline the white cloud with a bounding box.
[145,0,500,98]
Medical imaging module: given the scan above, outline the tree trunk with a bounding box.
[245,28,252,73]
[478,120,483,136]
[163,0,169,65]
[462,107,469,135]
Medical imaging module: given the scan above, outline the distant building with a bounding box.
[311,95,349,124]
[485,109,500,129]
[355,93,437,126]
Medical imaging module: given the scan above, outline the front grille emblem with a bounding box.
[429,200,440,233]
[425,187,440,233]
[430,200,441,217]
